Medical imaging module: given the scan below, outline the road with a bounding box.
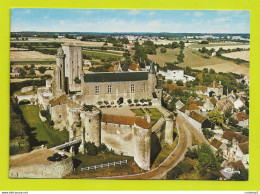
[103,114,193,180]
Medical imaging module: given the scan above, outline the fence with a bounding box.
[81,160,127,171]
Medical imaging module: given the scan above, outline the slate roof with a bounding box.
[84,72,148,82]
[101,114,152,129]
[189,111,206,123]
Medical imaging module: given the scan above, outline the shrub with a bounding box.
[85,142,98,156]
[134,99,138,103]
[202,128,214,139]
[127,99,132,104]
[99,143,108,152]
[38,66,47,74]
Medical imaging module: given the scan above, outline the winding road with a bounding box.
[102,114,193,179]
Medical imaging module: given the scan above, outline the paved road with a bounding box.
[103,114,193,180]
[177,114,209,145]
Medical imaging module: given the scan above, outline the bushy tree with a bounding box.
[228,117,238,127]
[176,80,184,86]
[85,142,98,156]
[202,128,214,139]
[230,169,248,180]
[38,66,47,74]
[160,47,167,54]
[208,110,224,126]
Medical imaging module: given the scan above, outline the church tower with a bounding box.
[53,47,66,97]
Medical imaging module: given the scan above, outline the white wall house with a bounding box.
[158,69,195,83]
[234,97,245,110]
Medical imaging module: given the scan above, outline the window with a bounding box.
[108,85,112,93]
[142,84,146,92]
[130,84,135,93]
[95,86,99,94]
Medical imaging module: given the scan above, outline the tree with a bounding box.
[85,142,98,156]
[208,110,224,126]
[38,66,47,74]
[74,76,81,84]
[179,41,185,49]
[224,107,233,119]
[198,152,215,167]
[203,68,209,73]
[242,128,249,136]
[167,80,173,84]
[176,80,184,86]
[19,68,27,78]
[127,99,132,104]
[202,128,214,139]
[209,68,215,74]
[228,117,238,127]
[177,51,185,63]
[160,47,167,54]
[171,42,179,49]
[29,68,36,77]
[230,169,248,180]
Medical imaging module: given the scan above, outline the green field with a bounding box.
[131,108,163,125]
[188,43,250,49]
[65,153,142,178]
[11,61,56,65]
[83,50,122,61]
[20,105,69,148]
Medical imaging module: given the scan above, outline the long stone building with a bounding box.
[37,44,174,170]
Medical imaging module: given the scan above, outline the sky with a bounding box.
[11,9,250,33]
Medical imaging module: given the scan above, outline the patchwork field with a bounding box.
[148,48,181,66]
[222,51,250,61]
[180,49,249,76]
[10,50,56,61]
[188,43,250,50]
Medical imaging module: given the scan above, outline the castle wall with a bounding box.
[50,104,69,130]
[80,80,151,105]
[101,122,135,156]
[81,111,101,147]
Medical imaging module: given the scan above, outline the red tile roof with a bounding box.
[101,114,152,129]
[163,84,187,91]
[187,104,200,110]
[180,106,187,113]
[188,97,205,106]
[230,160,245,170]
[50,94,67,107]
[189,111,205,123]
[128,64,142,71]
[198,86,207,92]
[222,131,248,143]
[211,138,222,149]
[234,112,248,121]
[209,81,221,88]
[210,97,218,106]
[238,142,249,154]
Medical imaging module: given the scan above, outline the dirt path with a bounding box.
[102,114,192,179]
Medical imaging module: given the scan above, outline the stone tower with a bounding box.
[53,47,66,97]
[148,62,157,94]
[62,44,83,85]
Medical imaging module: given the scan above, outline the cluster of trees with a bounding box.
[208,110,224,126]
[11,42,62,49]
[198,47,215,57]
[198,40,209,44]
[84,142,113,156]
[89,63,113,72]
[167,144,223,180]
[10,79,46,95]
[83,52,120,63]
[177,49,185,63]
[106,37,129,47]
[19,64,36,78]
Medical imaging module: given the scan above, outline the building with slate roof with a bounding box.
[36,45,170,171]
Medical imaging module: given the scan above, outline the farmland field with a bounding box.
[10,50,55,61]
[148,48,181,66]
[188,42,250,50]
[222,51,250,61]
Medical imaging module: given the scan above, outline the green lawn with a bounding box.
[65,152,143,178]
[19,105,69,148]
[131,108,163,125]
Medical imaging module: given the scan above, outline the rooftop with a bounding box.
[211,138,222,149]
[101,114,152,129]
[84,71,148,83]
[189,111,206,123]
[222,131,248,143]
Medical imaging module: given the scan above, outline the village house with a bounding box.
[220,131,249,169]
[233,97,246,110]
[158,67,195,83]
[231,111,249,128]
[196,81,224,97]
[188,111,215,133]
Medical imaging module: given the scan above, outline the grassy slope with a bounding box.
[65,153,143,178]
[20,105,69,148]
[148,48,180,66]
